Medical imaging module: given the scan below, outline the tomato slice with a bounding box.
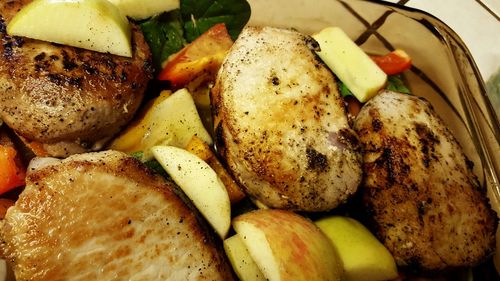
[371,49,412,75]
[158,23,234,88]
[0,145,25,194]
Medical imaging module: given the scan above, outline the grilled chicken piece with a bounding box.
[0,0,153,157]
[0,151,234,281]
[212,26,362,211]
[354,91,497,271]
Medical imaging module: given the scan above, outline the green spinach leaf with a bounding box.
[140,10,187,71]
[140,0,251,72]
[339,81,354,98]
[386,75,411,94]
[181,0,251,42]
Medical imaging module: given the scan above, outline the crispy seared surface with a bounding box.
[0,0,153,157]
[0,151,234,281]
[354,91,497,271]
[212,27,362,211]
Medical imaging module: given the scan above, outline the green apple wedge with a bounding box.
[7,0,132,57]
[110,88,213,161]
[108,0,180,20]
[315,216,398,281]
[233,209,344,281]
[223,234,266,281]
[151,145,230,239]
[313,27,387,102]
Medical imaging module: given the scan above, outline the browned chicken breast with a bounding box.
[212,26,362,211]
[0,0,153,157]
[0,151,234,281]
[354,91,497,271]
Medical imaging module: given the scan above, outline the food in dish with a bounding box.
[312,26,387,103]
[0,0,497,279]
[212,26,362,211]
[0,0,153,157]
[223,234,265,281]
[316,216,399,281]
[108,0,180,20]
[110,89,212,160]
[0,151,233,280]
[232,209,343,281]
[354,90,497,271]
[7,0,133,57]
[152,145,231,239]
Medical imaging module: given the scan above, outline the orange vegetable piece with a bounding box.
[371,49,412,75]
[186,136,246,204]
[158,23,234,88]
[0,145,26,194]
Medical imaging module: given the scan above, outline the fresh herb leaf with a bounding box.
[180,0,251,42]
[386,75,411,94]
[339,81,354,98]
[131,151,144,159]
[140,0,251,72]
[140,10,187,70]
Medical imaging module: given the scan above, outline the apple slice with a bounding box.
[110,88,212,160]
[7,0,132,57]
[316,216,398,281]
[233,209,343,281]
[151,145,230,239]
[223,234,266,281]
[185,136,246,204]
[313,27,387,102]
[108,0,180,20]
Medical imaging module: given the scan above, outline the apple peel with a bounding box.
[233,209,343,281]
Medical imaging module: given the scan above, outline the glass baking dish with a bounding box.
[248,0,499,278]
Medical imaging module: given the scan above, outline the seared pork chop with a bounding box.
[0,151,234,281]
[353,91,497,271]
[0,0,153,157]
[212,26,362,211]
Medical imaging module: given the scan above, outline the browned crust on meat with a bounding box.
[211,26,362,211]
[354,91,497,271]
[0,151,234,281]
[0,0,153,157]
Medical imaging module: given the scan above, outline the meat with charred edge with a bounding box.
[212,26,362,211]
[0,0,153,157]
[354,90,497,272]
[0,150,234,280]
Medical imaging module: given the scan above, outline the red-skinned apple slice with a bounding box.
[233,209,343,281]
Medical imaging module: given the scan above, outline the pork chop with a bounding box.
[211,26,362,211]
[0,150,234,281]
[353,91,497,271]
[0,0,153,157]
